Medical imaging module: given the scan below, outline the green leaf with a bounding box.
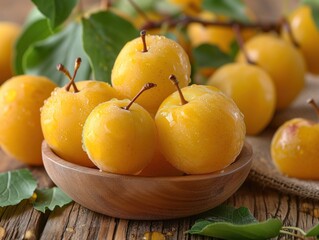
[192,43,233,68]
[306,223,319,237]
[23,7,46,27]
[188,219,282,240]
[312,8,319,30]
[31,0,78,28]
[14,18,52,75]
[33,187,73,213]
[302,0,319,30]
[202,0,249,22]
[187,205,282,240]
[23,22,91,86]
[203,205,258,224]
[82,11,138,83]
[0,169,37,207]
[229,41,240,61]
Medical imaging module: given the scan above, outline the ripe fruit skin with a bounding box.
[0,75,56,165]
[283,6,319,75]
[41,81,118,167]
[271,118,319,180]
[111,35,191,115]
[139,149,184,177]
[82,99,157,175]
[0,22,20,84]
[155,85,246,174]
[236,33,306,110]
[207,63,276,135]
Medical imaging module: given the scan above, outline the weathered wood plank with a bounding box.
[40,203,118,240]
[0,149,24,172]
[32,180,319,240]
[0,150,53,240]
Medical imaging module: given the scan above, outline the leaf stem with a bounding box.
[282,226,307,235]
[279,230,305,239]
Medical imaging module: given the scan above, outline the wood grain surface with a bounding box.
[1,148,319,239]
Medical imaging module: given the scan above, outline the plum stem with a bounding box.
[58,64,79,93]
[57,63,79,93]
[124,83,157,111]
[307,98,319,119]
[169,74,188,105]
[63,58,81,93]
[140,30,148,53]
[57,64,72,81]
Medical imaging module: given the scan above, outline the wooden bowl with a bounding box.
[42,141,253,220]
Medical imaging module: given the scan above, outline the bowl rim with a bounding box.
[42,140,252,182]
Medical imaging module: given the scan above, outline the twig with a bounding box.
[128,0,151,22]
[140,15,280,32]
[232,23,255,65]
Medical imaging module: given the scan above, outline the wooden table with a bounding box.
[1,149,319,240]
[1,1,319,239]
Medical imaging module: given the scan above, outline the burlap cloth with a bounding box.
[247,75,319,200]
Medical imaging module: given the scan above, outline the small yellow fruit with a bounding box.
[82,98,157,175]
[0,75,56,165]
[236,33,306,110]
[112,33,191,115]
[155,83,246,174]
[0,22,21,84]
[271,117,319,180]
[283,5,319,75]
[41,80,118,167]
[207,63,276,135]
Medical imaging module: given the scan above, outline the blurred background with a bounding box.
[0,0,33,23]
[0,0,103,24]
[0,0,301,24]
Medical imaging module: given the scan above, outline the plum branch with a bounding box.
[140,15,299,64]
